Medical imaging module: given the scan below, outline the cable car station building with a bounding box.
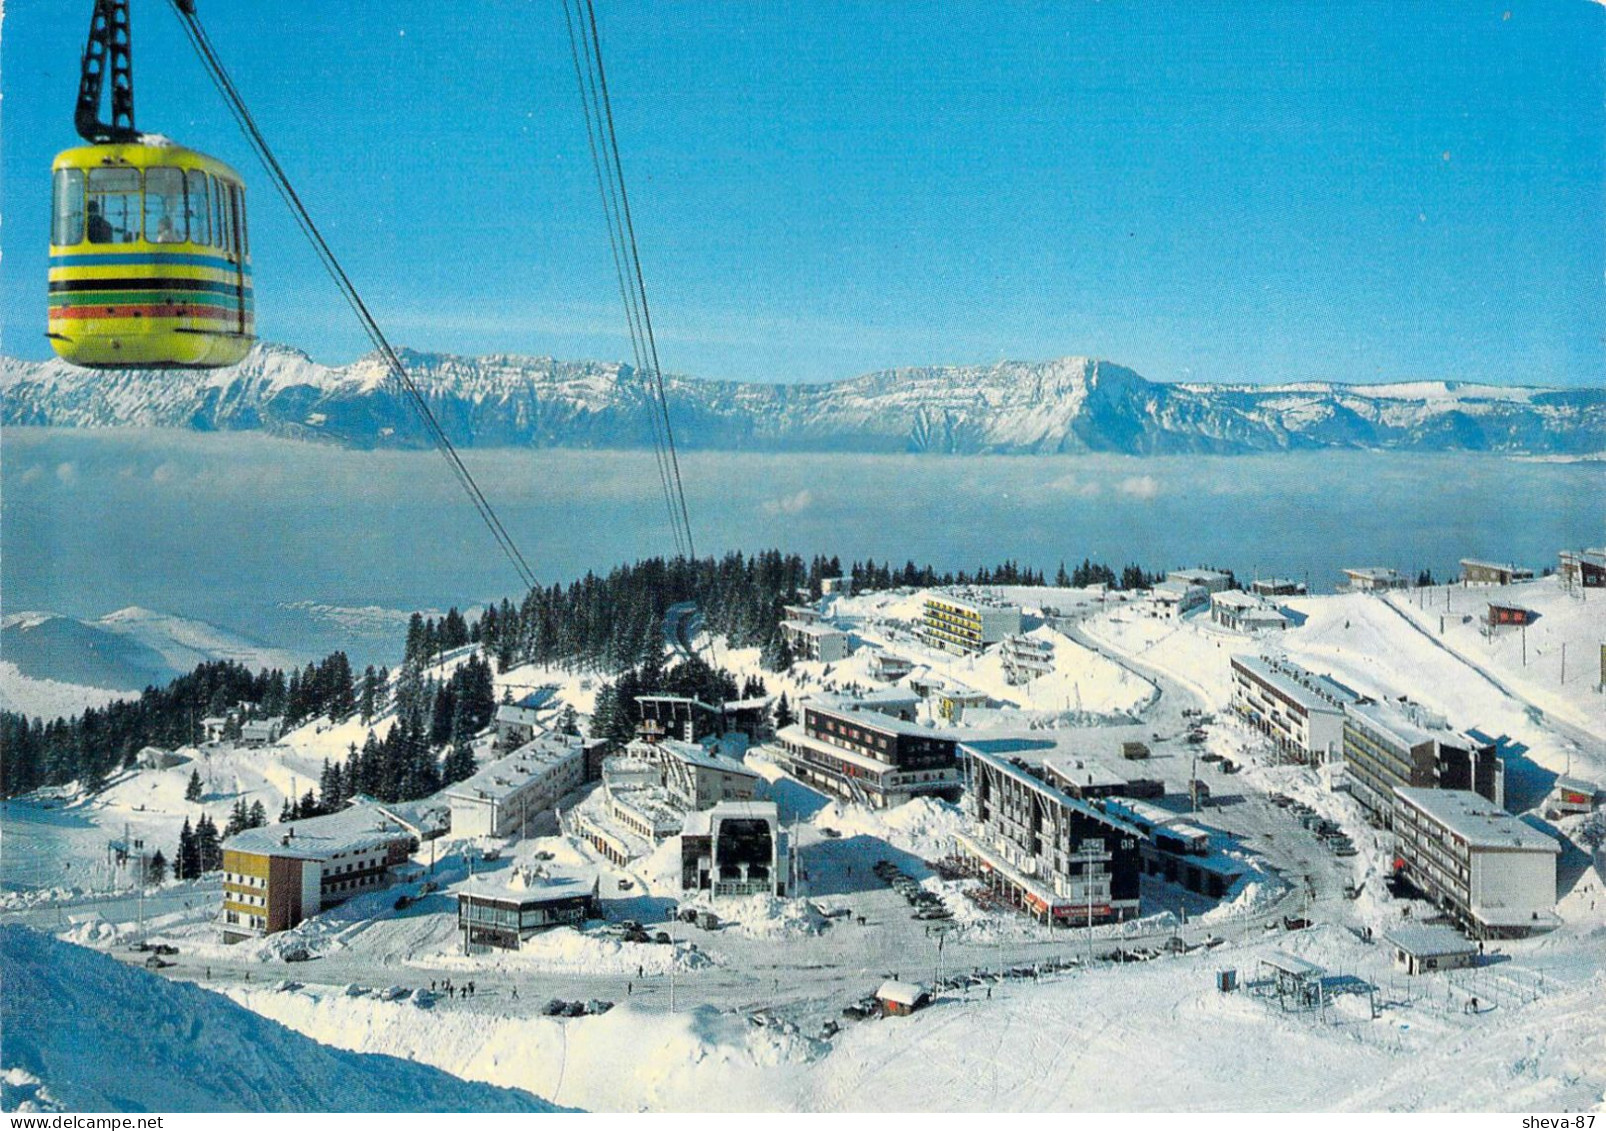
[680,800,789,898]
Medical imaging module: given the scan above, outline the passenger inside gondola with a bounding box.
[86,199,113,243]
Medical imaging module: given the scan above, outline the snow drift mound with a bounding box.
[0,925,559,1113]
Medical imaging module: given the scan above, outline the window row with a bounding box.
[52,166,247,254]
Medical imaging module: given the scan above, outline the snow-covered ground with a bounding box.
[0,660,126,722]
[0,925,554,1112]
[1383,578,1605,743]
[197,916,1606,1112]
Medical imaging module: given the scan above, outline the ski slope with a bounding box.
[0,925,556,1112]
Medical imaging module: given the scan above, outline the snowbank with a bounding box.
[0,925,554,1112]
[228,989,826,1113]
[412,926,714,975]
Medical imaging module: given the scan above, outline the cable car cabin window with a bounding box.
[185,169,211,246]
[210,174,225,249]
[52,168,86,246]
[227,183,245,258]
[86,167,142,243]
[219,181,237,256]
[144,167,187,243]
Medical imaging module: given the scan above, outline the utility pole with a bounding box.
[135,840,146,937]
[1560,642,1566,685]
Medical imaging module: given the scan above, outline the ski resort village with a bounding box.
[3,551,1604,1113]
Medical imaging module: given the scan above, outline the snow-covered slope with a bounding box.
[0,607,303,718]
[5,344,1601,455]
[0,925,556,1112]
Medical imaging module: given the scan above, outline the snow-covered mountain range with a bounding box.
[4,343,1602,455]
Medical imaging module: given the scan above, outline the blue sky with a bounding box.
[4,1,1602,386]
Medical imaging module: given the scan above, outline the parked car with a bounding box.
[542,998,568,1016]
[584,999,613,1015]
[344,984,370,997]
[379,985,411,1001]
[143,955,174,970]
[282,947,311,963]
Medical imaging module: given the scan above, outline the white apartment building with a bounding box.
[445,732,588,840]
[1392,787,1560,939]
[1230,655,1356,764]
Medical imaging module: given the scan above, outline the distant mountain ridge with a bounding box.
[4,343,1602,455]
[0,607,302,699]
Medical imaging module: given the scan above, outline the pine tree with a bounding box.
[773,692,795,730]
[177,818,200,881]
[146,849,167,886]
[760,632,794,673]
[405,612,426,665]
[195,813,222,873]
[248,799,268,828]
[359,665,379,724]
[224,798,249,837]
[185,767,203,803]
[320,757,344,812]
[325,652,357,722]
[556,703,580,736]
[442,741,477,786]
[430,684,457,747]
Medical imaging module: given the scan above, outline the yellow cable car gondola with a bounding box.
[48,0,253,369]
